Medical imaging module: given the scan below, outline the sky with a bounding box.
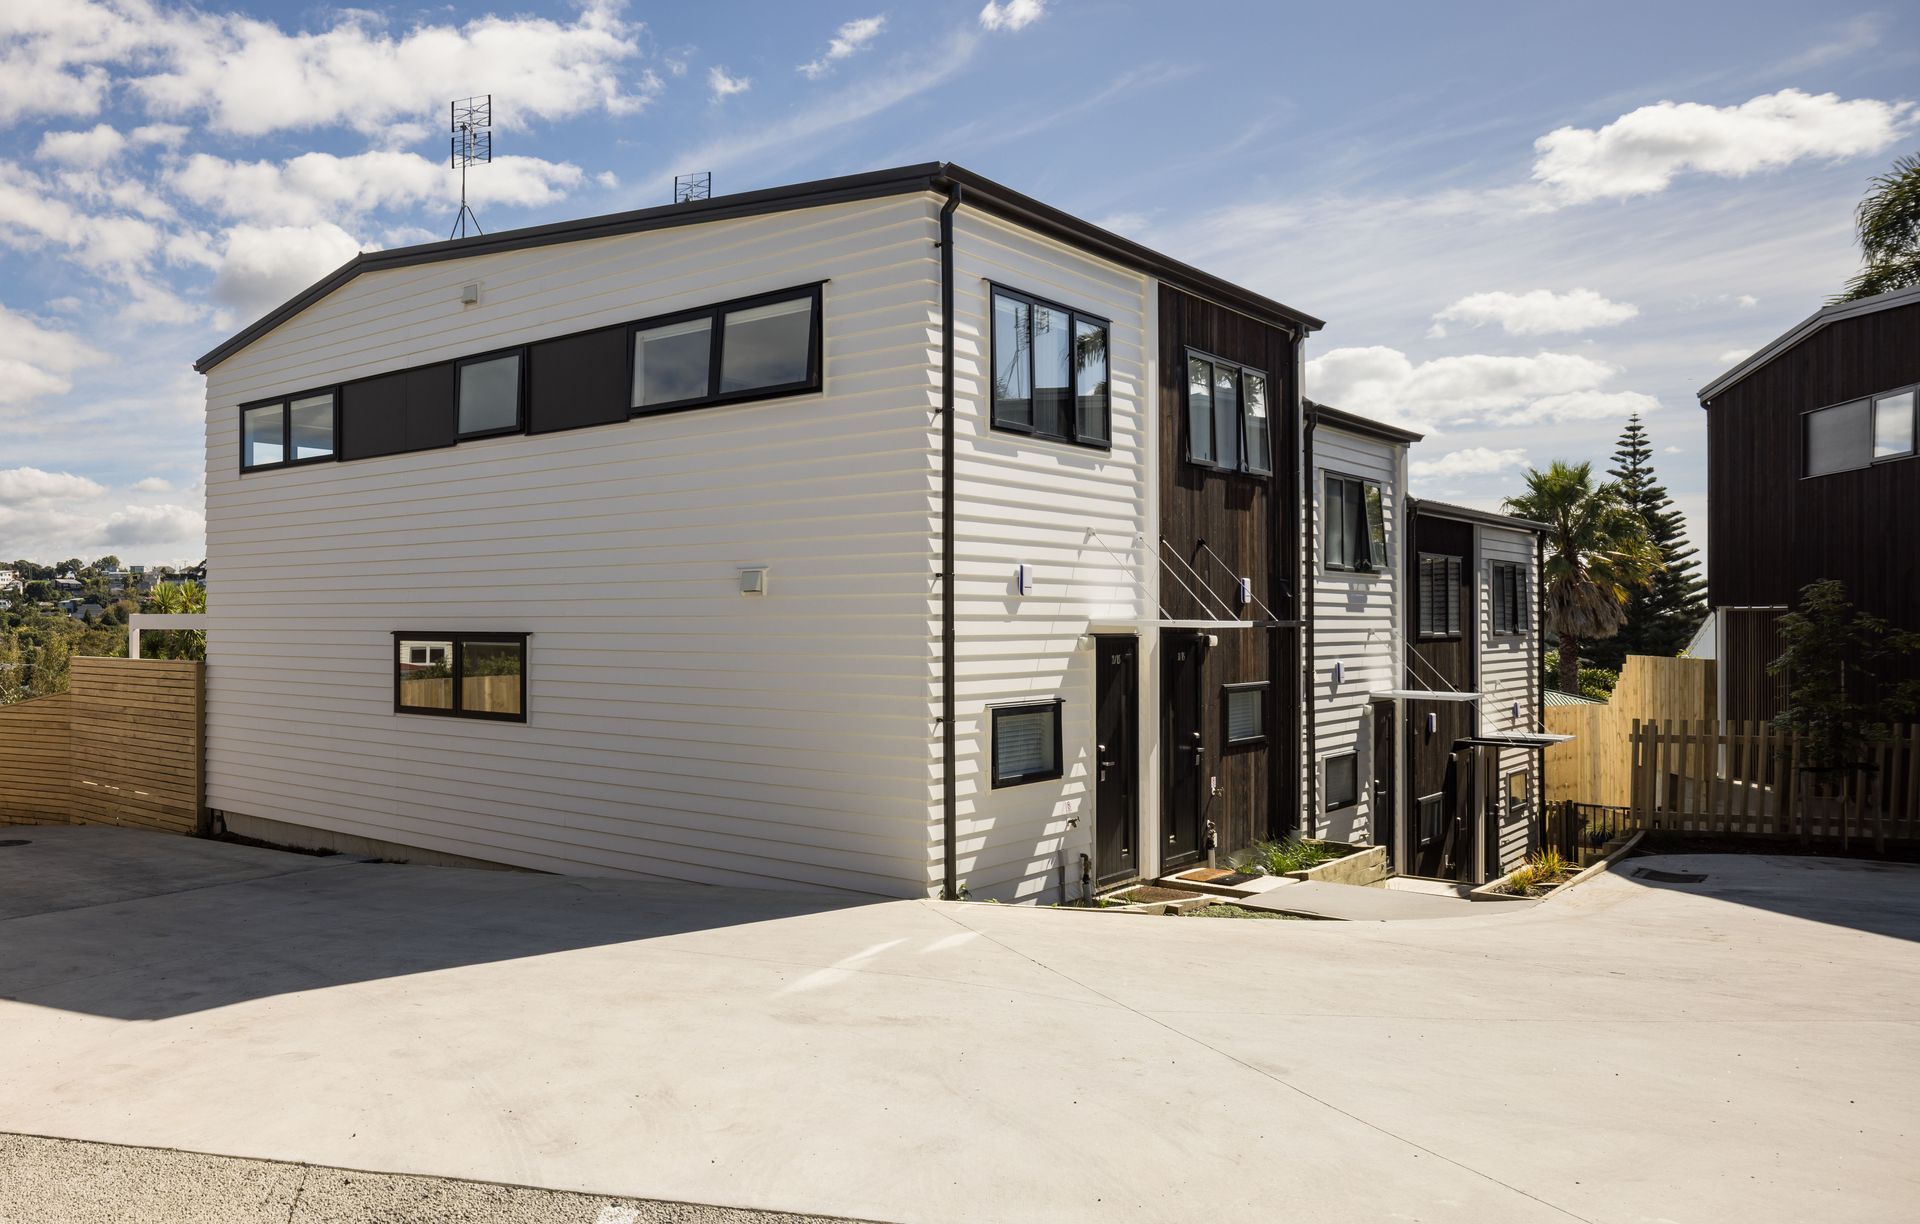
[1,0,1916,568]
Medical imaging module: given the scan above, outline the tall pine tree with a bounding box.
[1593,415,1707,667]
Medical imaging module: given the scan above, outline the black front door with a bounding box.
[1094,636,1139,884]
[1370,699,1396,868]
[1162,633,1205,868]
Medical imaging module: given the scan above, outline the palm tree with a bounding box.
[1504,461,1661,695]
[1838,152,1920,302]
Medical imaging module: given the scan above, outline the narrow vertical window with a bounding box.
[992,293,1034,430]
[1212,363,1241,473]
[1243,371,1271,474]
[241,403,285,469]
[1874,389,1914,459]
[1187,355,1214,464]
[1074,316,1110,446]
[1030,303,1071,438]
[1364,483,1387,567]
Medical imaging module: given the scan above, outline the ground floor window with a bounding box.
[1324,753,1358,810]
[991,699,1063,787]
[1223,682,1267,745]
[394,632,527,722]
[1505,769,1531,819]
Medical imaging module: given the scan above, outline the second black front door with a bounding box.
[1162,633,1205,868]
[1370,699,1396,869]
[1093,636,1138,884]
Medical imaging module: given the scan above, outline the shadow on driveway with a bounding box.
[0,826,875,1021]
[1601,849,1920,942]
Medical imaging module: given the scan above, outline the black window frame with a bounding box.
[1183,348,1272,476]
[237,387,340,474]
[1417,553,1464,640]
[1490,561,1530,636]
[990,698,1065,788]
[1871,382,1917,462]
[1324,472,1387,573]
[1222,681,1268,747]
[1800,382,1920,479]
[629,283,825,418]
[987,284,1112,450]
[1416,793,1444,845]
[392,631,529,724]
[454,347,527,440]
[1324,752,1359,811]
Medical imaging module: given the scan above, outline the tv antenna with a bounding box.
[674,171,711,204]
[450,94,492,239]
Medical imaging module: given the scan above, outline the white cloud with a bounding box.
[0,306,104,408]
[1716,348,1752,365]
[1308,345,1655,434]
[980,0,1047,31]
[130,123,188,148]
[130,476,174,493]
[0,467,107,505]
[210,222,364,323]
[101,503,205,550]
[1736,294,1758,308]
[1533,89,1915,205]
[708,66,751,99]
[1410,447,1530,479]
[1432,288,1638,337]
[800,15,886,79]
[35,123,127,167]
[1662,446,1683,454]
[1486,389,1661,426]
[170,150,587,227]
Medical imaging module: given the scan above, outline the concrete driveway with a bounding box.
[2,827,1916,1223]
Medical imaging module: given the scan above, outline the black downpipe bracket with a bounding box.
[939,181,962,900]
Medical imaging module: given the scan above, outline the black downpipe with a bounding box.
[1301,354,1317,839]
[939,181,962,900]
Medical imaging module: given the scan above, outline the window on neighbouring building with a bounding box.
[395,633,527,722]
[1417,793,1444,844]
[1490,561,1530,635]
[631,287,820,413]
[1185,351,1271,475]
[990,287,1110,448]
[457,352,522,437]
[1325,753,1358,810]
[1874,388,1915,459]
[1224,683,1267,745]
[240,391,336,472]
[1418,553,1463,638]
[991,699,1063,787]
[1326,474,1387,571]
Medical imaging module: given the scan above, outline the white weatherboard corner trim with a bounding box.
[128,613,207,659]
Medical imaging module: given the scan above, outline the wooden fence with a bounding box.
[0,656,204,833]
[1629,719,1920,849]
[1545,655,1716,807]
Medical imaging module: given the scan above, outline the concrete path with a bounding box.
[1230,877,1529,919]
[3,826,1918,1223]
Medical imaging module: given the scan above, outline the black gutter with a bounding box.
[197,161,1324,374]
[938,180,962,901]
[1301,343,1317,839]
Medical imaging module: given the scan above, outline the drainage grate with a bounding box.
[0,839,31,848]
[1634,867,1706,884]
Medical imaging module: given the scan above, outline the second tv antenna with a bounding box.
[450,94,492,239]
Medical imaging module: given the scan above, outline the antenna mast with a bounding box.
[450,95,492,239]
[673,171,712,204]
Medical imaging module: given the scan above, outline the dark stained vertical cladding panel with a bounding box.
[1406,511,1476,808]
[1705,298,1920,707]
[339,362,456,460]
[528,326,631,435]
[1157,283,1301,853]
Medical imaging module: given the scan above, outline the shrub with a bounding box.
[1232,838,1340,876]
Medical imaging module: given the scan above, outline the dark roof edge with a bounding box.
[1409,496,1549,534]
[196,160,1324,374]
[1304,399,1424,444]
[1697,283,1920,403]
[932,165,1323,336]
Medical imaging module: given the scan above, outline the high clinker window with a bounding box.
[1490,561,1530,636]
[239,391,336,471]
[1185,351,1271,475]
[394,632,527,722]
[240,284,822,473]
[990,287,1111,448]
[1418,553,1463,639]
[1804,383,1917,477]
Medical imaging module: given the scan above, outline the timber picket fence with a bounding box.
[1628,718,1920,850]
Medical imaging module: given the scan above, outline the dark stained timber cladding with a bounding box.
[1406,510,1475,869]
[1705,298,1920,710]
[1157,284,1300,855]
[339,362,456,460]
[528,326,635,435]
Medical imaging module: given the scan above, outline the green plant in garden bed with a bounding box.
[1497,849,1577,896]
[1184,903,1300,920]
[1231,838,1339,876]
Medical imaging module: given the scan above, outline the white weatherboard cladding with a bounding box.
[202,196,946,895]
[943,209,1151,902]
[1308,425,1404,846]
[1477,523,1542,871]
